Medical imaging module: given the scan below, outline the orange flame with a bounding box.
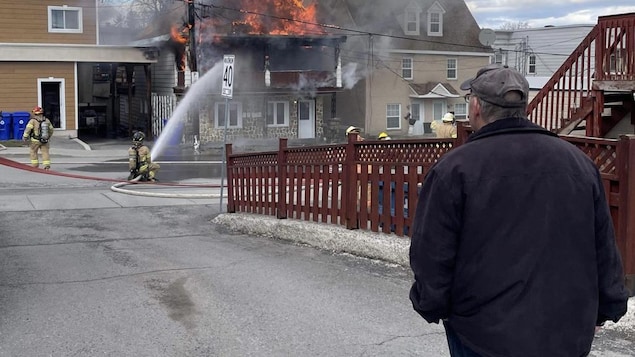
[170,24,190,71]
[200,0,325,36]
[170,24,189,44]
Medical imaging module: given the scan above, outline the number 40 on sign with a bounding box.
[222,55,235,98]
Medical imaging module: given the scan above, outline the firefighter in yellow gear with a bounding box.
[434,112,457,139]
[128,131,160,181]
[22,106,54,169]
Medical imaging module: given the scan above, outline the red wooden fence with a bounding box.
[226,123,635,292]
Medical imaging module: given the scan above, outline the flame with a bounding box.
[170,24,189,44]
[170,24,190,72]
[200,0,325,36]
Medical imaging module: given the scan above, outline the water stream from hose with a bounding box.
[151,61,222,160]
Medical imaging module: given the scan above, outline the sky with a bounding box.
[467,0,635,29]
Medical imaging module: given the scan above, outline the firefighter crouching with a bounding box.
[128,131,160,181]
[22,106,54,169]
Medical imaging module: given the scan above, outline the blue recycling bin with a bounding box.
[12,111,30,140]
[0,112,11,140]
[378,181,414,234]
[378,181,412,216]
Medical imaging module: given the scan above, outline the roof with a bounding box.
[409,82,460,98]
[338,0,491,53]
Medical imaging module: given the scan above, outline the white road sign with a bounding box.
[222,55,235,98]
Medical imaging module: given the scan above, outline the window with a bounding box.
[386,104,401,129]
[266,101,289,127]
[215,102,242,128]
[410,103,421,121]
[427,11,443,36]
[402,58,413,80]
[447,58,457,80]
[405,9,420,35]
[527,55,536,74]
[454,103,467,119]
[433,101,445,122]
[48,6,82,33]
[492,52,505,65]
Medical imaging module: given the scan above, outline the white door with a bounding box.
[298,100,315,138]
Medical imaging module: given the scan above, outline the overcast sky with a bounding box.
[467,0,635,29]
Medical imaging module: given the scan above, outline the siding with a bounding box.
[0,62,76,130]
[494,26,594,77]
[152,52,178,96]
[0,0,97,44]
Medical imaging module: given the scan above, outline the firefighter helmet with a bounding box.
[32,106,43,115]
[345,126,361,136]
[442,112,455,122]
[378,132,390,140]
[132,131,145,146]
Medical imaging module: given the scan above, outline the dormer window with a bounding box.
[427,2,445,37]
[404,2,422,36]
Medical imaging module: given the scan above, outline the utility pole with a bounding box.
[188,0,197,72]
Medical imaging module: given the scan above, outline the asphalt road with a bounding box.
[0,151,632,356]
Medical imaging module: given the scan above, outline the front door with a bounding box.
[38,79,65,129]
[298,100,315,139]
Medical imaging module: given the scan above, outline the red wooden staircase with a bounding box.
[527,12,635,137]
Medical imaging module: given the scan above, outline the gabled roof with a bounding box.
[336,0,490,53]
[409,82,460,98]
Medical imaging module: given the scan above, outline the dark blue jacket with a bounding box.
[409,118,628,357]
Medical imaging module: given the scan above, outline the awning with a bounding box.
[0,43,157,63]
[409,82,460,99]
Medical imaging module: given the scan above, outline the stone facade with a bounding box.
[198,95,325,143]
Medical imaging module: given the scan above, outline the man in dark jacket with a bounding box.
[409,64,629,357]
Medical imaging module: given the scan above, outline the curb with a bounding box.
[212,212,411,266]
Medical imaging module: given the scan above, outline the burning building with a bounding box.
[164,0,348,144]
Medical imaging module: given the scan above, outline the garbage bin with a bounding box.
[378,181,412,234]
[12,111,30,140]
[0,112,11,140]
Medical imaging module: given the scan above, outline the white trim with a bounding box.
[37,78,66,130]
[446,58,457,80]
[404,6,420,36]
[74,63,79,130]
[266,101,290,127]
[402,57,413,80]
[214,102,243,129]
[386,103,402,130]
[95,0,100,45]
[0,44,156,63]
[388,49,492,57]
[48,6,83,34]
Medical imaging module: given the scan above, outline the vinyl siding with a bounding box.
[0,0,97,44]
[0,62,76,130]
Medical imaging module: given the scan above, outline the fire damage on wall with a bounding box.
[163,0,348,145]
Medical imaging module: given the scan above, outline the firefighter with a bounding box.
[128,131,160,181]
[22,106,54,169]
[378,132,392,140]
[345,125,364,140]
[435,112,457,138]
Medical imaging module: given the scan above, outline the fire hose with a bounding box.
[0,156,226,199]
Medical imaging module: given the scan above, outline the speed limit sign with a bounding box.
[222,55,235,98]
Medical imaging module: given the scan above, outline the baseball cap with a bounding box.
[460,64,529,108]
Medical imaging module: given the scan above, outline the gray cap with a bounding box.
[460,64,529,108]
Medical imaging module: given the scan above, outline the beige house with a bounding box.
[0,0,155,139]
[329,0,492,138]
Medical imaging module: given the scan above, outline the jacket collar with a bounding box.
[467,117,557,143]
